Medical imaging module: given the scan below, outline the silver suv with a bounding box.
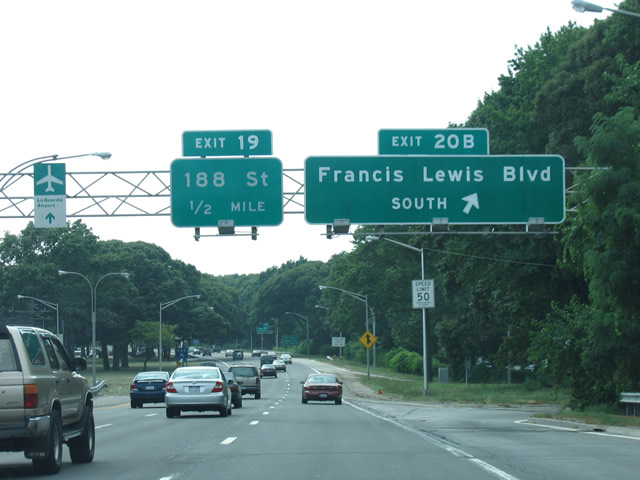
[0,326,95,474]
[228,364,261,399]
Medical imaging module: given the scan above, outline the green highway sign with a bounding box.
[379,129,489,155]
[170,157,283,227]
[182,130,272,157]
[33,163,67,228]
[256,322,270,334]
[281,335,300,347]
[305,155,565,225]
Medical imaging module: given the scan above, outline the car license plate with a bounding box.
[188,386,200,393]
[319,393,327,398]
[146,386,155,390]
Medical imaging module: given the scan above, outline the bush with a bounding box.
[388,348,423,375]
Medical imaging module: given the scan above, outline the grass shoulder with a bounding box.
[315,357,640,428]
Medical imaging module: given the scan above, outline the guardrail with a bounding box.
[90,380,108,395]
[620,392,640,416]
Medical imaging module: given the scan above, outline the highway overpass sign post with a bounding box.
[170,157,283,227]
[33,163,67,228]
[304,155,565,225]
[182,130,272,157]
[379,128,489,155]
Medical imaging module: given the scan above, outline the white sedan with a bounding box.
[280,353,292,364]
[273,359,287,372]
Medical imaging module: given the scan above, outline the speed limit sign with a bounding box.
[412,279,435,309]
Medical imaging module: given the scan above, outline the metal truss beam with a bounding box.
[0,169,305,219]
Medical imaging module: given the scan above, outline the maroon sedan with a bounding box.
[301,374,343,405]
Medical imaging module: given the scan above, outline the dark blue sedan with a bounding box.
[130,371,170,408]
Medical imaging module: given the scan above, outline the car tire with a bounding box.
[302,397,308,404]
[166,407,179,418]
[234,396,243,408]
[32,409,63,474]
[335,398,342,405]
[255,392,261,399]
[68,407,95,464]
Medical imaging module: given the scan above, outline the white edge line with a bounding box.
[347,401,520,480]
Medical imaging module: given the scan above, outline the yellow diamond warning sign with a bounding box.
[359,331,378,349]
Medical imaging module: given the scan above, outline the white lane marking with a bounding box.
[348,401,521,480]
[250,420,259,425]
[514,420,578,432]
[221,437,237,445]
[517,420,640,441]
[145,413,158,417]
[585,431,640,441]
[96,424,112,429]
[262,411,270,415]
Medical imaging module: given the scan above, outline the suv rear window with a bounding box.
[0,339,17,371]
[19,329,45,366]
[229,366,258,377]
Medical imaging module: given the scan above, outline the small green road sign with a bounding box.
[281,335,300,347]
[33,163,67,228]
[170,157,283,227]
[304,155,565,225]
[256,322,270,334]
[379,129,489,155]
[182,130,272,157]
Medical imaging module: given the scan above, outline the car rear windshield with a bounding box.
[229,367,257,377]
[172,368,220,380]
[310,375,338,383]
[136,372,169,382]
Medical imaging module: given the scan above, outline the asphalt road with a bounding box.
[1,355,639,479]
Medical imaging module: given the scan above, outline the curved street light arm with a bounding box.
[17,294,58,311]
[0,152,112,192]
[318,285,367,304]
[17,294,59,336]
[572,0,640,18]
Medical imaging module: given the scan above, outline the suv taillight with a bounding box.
[256,377,260,385]
[24,384,38,409]
[130,384,138,392]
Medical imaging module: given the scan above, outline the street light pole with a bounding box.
[58,270,130,385]
[366,235,429,395]
[284,312,309,355]
[17,295,59,336]
[159,295,200,370]
[572,0,640,18]
[319,285,371,380]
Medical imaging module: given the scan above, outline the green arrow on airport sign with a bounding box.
[304,155,565,225]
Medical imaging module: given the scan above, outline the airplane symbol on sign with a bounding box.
[36,165,64,192]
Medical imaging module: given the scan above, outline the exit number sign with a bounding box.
[379,128,489,155]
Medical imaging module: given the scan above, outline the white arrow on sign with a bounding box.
[462,193,479,214]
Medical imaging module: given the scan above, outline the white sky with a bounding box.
[0,1,608,276]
